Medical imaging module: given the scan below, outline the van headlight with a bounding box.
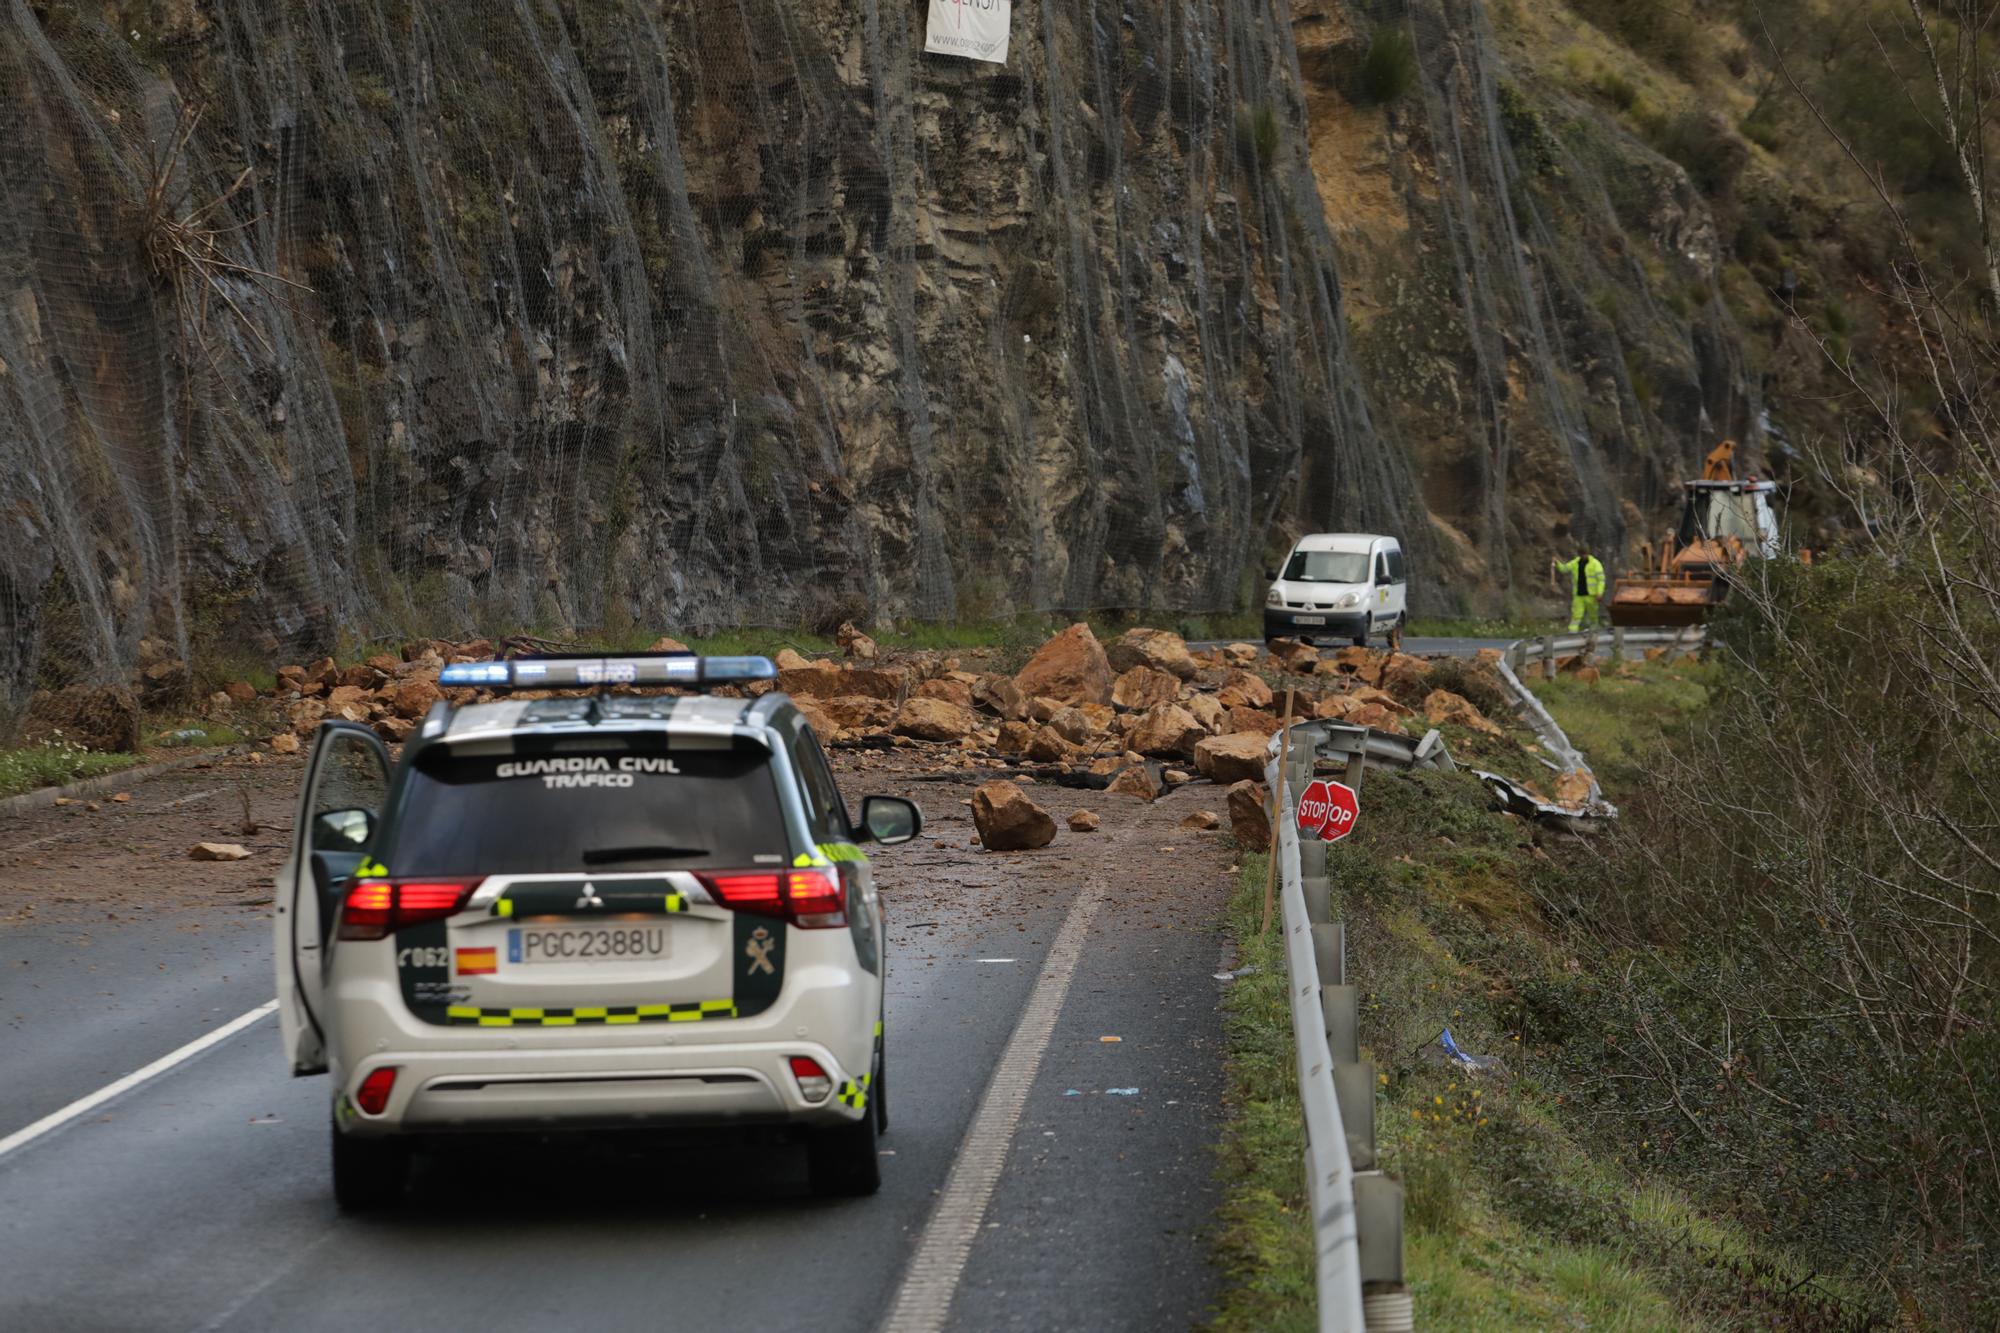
[1266,587,1283,607]
[1337,591,1362,609]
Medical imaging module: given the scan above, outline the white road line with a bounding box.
[0,1002,277,1162]
[882,881,1104,1333]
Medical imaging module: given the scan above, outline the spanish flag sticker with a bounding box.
[455,946,498,976]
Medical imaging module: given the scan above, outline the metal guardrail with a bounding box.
[1267,721,1423,1332]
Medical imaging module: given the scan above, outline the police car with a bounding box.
[273,653,920,1209]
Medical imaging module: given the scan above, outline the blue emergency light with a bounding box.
[438,654,777,689]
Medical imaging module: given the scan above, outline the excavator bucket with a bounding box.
[1606,575,1724,627]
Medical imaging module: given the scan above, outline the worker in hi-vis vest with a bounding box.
[1552,544,1607,631]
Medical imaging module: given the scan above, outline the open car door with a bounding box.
[274,722,392,1076]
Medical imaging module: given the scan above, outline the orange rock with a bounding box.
[1013,623,1115,707]
[1111,665,1181,712]
[972,781,1057,850]
[1128,703,1204,759]
[1226,780,1272,850]
[1194,732,1269,784]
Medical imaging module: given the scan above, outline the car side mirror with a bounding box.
[311,807,374,851]
[858,795,922,846]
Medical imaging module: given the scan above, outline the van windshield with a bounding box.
[387,741,787,874]
[1282,550,1371,584]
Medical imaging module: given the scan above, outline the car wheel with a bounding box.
[807,1087,882,1198]
[331,1121,409,1212]
[1352,616,1372,649]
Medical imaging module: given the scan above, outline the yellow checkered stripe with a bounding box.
[837,1072,870,1109]
[444,998,737,1027]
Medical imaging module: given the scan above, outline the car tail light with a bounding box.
[788,1056,833,1104]
[355,1067,398,1116]
[696,868,847,929]
[338,879,479,940]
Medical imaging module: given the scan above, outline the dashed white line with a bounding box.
[881,881,1104,1333]
[0,1002,277,1162]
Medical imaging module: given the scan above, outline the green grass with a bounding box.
[1403,615,1552,641]
[0,743,140,799]
[1527,659,1718,792]
[1209,855,1318,1332]
[144,721,248,750]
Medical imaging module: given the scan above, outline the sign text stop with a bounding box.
[1296,778,1359,842]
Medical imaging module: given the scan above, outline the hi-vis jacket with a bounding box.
[1556,554,1607,597]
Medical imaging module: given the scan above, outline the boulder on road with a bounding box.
[646,636,692,653]
[1068,809,1101,833]
[1226,780,1272,850]
[1110,665,1180,712]
[996,720,1037,754]
[791,696,838,743]
[1195,731,1269,785]
[189,842,251,862]
[1266,638,1320,671]
[780,666,906,701]
[222,680,259,704]
[1181,809,1222,831]
[1013,623,1114,707]
[1026,725,1074,763]
[373,717,416,743]
[837,621,879,661]
[1186,693,1226,733]
[892,697,980,743]
[972,780,1058,850]
[287,698,327,735]
[821,696,896,731]
[1225,705,1282,739]
[1216,669,1274,710]
[774,648,816,671]
[972,674,1027,721]
[1106,764,1163,802]
[1106,627,1199,680]
[268,732,301,755]
[1222,642,1260,666]
[915,677,975,708]
[1128,702,1204,759]
[390,677,443,721]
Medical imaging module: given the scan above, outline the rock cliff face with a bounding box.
[0,0,1760,716]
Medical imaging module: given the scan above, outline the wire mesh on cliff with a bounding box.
[0,0,1426,715]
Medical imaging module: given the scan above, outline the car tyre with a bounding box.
[1352,616,1372,649]
[331,1122,409,1212]
[807,1082,882,1198]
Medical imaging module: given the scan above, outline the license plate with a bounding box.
[507,925,671,965]
[1293,616,1325,626]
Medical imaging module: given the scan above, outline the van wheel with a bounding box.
[331,1123,409,1212]
[1352,616,1372,648]
[806,1095,882,1198]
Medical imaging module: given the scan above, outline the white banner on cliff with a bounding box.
[925,0,1011,65]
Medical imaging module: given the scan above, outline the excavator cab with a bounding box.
[1608,441,1783,628]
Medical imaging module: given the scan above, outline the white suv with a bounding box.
[273,654,919,1209]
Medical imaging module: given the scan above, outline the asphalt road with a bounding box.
[0,755,1235,1333]
[1188,635,1512,659]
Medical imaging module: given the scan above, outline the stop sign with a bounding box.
[1296,778,1359,843]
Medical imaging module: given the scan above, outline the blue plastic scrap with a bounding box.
[1439,1027,1504,1073]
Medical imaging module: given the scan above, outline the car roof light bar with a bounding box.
[438,654,777,690]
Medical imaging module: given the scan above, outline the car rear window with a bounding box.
[387,741,788,875]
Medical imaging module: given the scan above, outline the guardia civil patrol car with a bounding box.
[273,653,920,1209]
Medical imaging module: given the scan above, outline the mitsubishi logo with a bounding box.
[575,881,606,910]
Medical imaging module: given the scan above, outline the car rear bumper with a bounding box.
[1265,608,1367,639]
[336,1039,868,1136]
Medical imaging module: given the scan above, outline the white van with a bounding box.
[1263,533,1408,647]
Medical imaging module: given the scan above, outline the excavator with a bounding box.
[1607,439,1794,627]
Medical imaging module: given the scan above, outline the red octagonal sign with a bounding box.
[1297,778,1359,843]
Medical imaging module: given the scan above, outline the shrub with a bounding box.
[1357,25,1419,106]
[1569,0,1700,77]
[1233,103,1280,172]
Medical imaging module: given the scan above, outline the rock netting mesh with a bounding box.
[0,0,1420,718]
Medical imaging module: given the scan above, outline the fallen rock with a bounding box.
[972,780,1058,850]
[1328,646,1382,683]
[306,656,340,688]
[1181,809,1222,831]
[1164,768,1192,784]
[780,666,906,701]
[837,621,879,661]
[136,657,191,703]
[1106,627,1200,680]
[972,674,1027,720]
[915,677,975,708]
[1424,689,1504,737]
[1013,623,1114,707]
[1045,706,1097,746]
[791,696,838,742]
[325,685,372,713]
[1106,764,1163,801]
[23,684,143,753]
[892,697,980,742]
[268,732,301,755]
[1217,669,1275,710]
[1129,702,1204,759]
[996,720,1038,754]
[338,662,384,690]
[1111,665,1180,712]
[287,699,327,735]
[373,717,416,743]
[190,842,251,862]
[1226,780,1272,850]
[821,696,896,730]
[222,680,259,704]
[774,648,815,671]
[1195,732,1269,785]
[1186,693,1226,733]
[1068,809,1101,833]
[1026,725,1075,763]
[390,677,443,721]
[1225,705,1282,738]
[1266,638,1320,671]
[1380,653,1435,696]
[1476,647,1506,666]
[1223,642,1260,666]
[1555,770,1596,807]
[647,636,692,653]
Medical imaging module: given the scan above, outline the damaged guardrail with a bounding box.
[1268,720,1440,1332]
